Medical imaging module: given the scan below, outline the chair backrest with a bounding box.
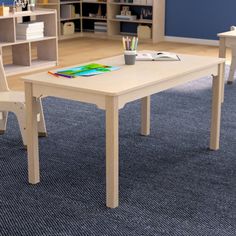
[0,53,9,92]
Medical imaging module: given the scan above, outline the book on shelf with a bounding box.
[94,22,107,26]
[17,31,44,36]
[16,21,44,40]
[16,21,44,29]
[94,26,107,30]
[136,52,180,61]
[16,28,44,34]
[116,15,137,20]
[94,21,107,33]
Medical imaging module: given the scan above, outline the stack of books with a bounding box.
[16,21,44,40]
[116,15,137,20]
[94,22,107,34]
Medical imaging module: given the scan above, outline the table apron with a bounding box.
[32,84,107,109]
[118,65,218,109]
[225,38,236,47]
[31,65,219,111]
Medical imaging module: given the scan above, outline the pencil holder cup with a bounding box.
[124,50,136,65]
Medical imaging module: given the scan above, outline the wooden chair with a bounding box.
[0,54,47,147]
[228,26,236,84]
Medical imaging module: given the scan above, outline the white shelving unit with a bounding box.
[0,9,58,76]
[37,0,165,43]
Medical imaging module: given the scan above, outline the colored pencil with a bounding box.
[135,37,138,50]
[48,71,59,77]
[55,73,75,78]
[131,37,135,50]
[122,37,126,50]
[126,36,129,50]
[122,36,138,51]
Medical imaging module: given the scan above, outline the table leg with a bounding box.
[141,96,151,136]
[25,82,40,184]
[210,64,223,150]
[0,111,8,134]
[228,47,236,84]
[106,96,119,208]
[219,37,226,102]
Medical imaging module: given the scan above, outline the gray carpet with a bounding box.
[1,68,236,236]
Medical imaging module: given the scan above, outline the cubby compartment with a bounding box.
[81,2,107,35]
[12,43,31,66]
[36,13,57,37]
[0,10,58,76]
[2,43,31,75]
[82,19,94,32]
[120,22,138,35]
[82,2,107,18]
[31,39,57,66]
[0,18,15,44]
[108,0,152,40]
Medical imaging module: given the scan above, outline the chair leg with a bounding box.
[228,48,236,84]
[36,98,47,137]
[14,106,27,147]
[14,99,47,148]
[0,111,8,134]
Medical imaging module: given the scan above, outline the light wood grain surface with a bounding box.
[218,31,236,38]
[22,53,225,96]
[4,38,232,91]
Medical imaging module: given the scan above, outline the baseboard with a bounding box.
[165,36,219,46]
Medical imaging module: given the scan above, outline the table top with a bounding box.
[218,30,236,38]
[22,52,225,96]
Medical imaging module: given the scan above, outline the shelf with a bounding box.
[82,1,107,4]
[31,59,57,68]
[120,32,137,36]
[4,60,57,76]
[0,37,57,47]
[17,36,57,43]
[82,16,107,20]
[109,18,152,24]
[0,10,56,19]
[60,1,81,4]
[109,2,152,6]
[61,17,81,21]
[37,3,59,5]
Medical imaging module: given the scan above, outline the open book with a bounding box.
[136,52,180,61]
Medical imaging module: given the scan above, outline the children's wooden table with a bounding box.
[22,52,225,208]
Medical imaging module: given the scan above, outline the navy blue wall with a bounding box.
[165,0,236,40]
[0,0,13,5]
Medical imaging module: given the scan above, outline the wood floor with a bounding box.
[5,38,232,91]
